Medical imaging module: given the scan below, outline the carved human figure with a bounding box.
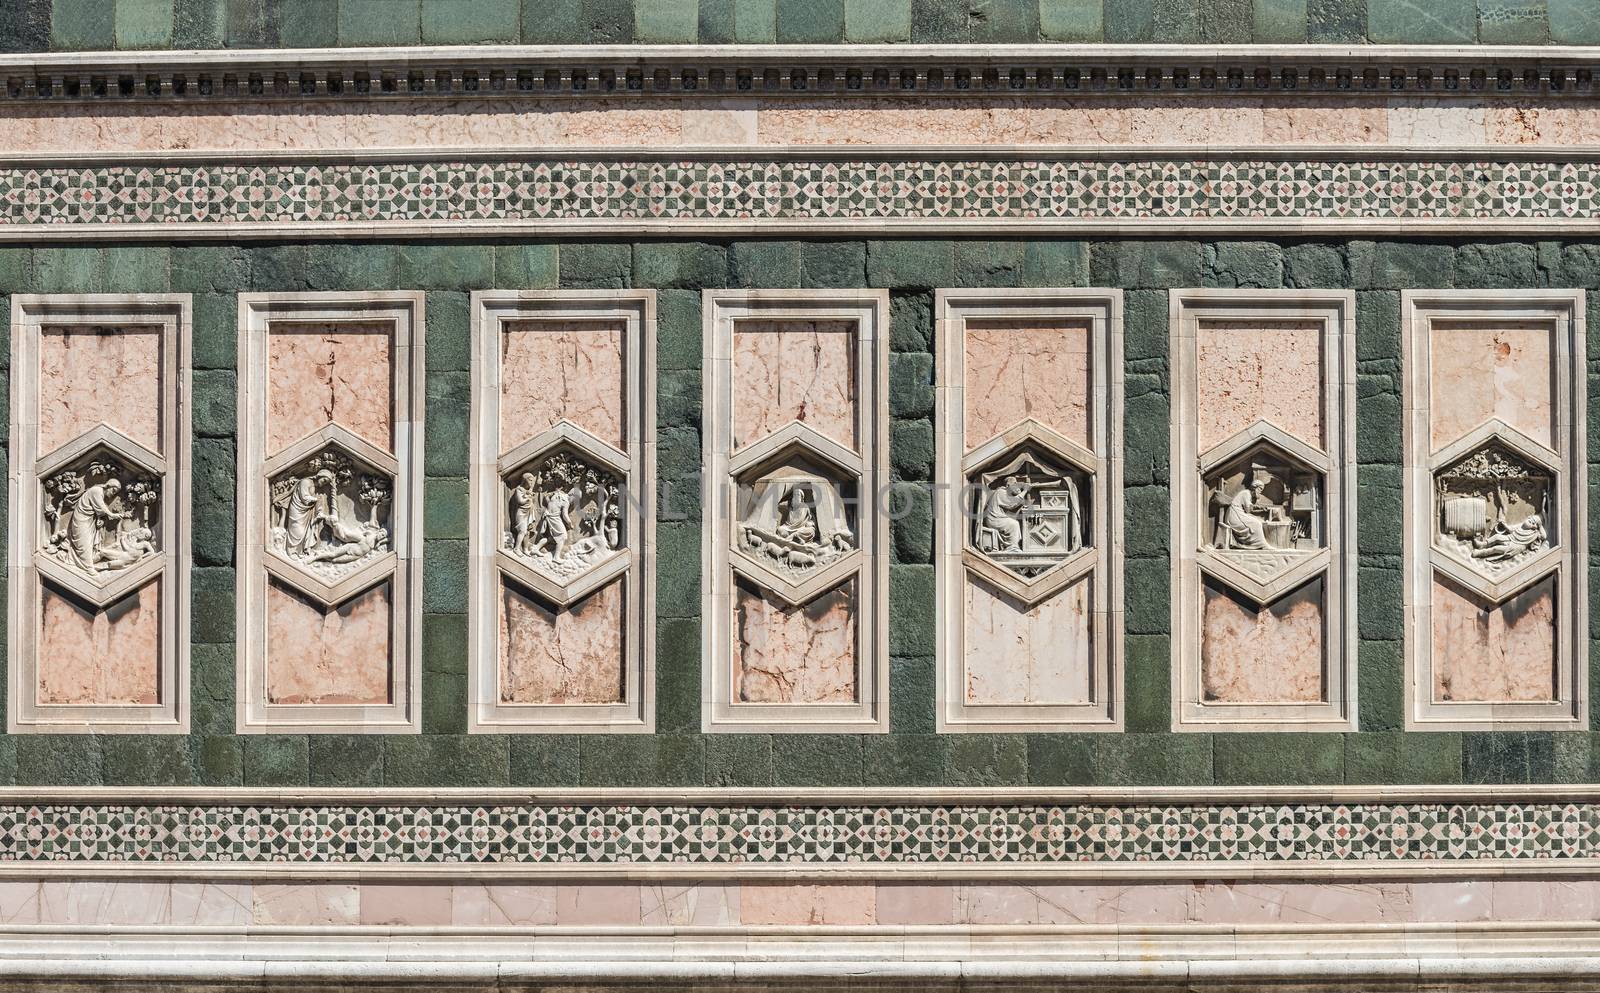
[509,471,539,555]
[1221,469,1273,550]
[281,470,333,556]
[69,479,143,571]
[535,481,574,560]
[1470,513,1546,562]
[981,476,1032,551]
[776,484,819,544]
[270,453,391,576]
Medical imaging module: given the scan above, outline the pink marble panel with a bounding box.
[1429,323,1554,452]
[740,883,876,925]
[1485,105,1600,145]
[358,883,453,926]
[252,883,360,925]
[1409,881,1493,924]
[37,881,171,926]
[1188,882,1408,925]
[451,884,559,926]
[1490,880,1600,921]
[167,883,254,926]
[37,579,161,705]
[732,319,856,451]
[0,884,41,925]
[499,320,625,454]
[963,319,1092,449]
[265,580,392,705]
[734,579,857,704]
[499,578,625,704]
[640,884,741,926]
[1432,574,1557,703]
[19,98,1600,156]
[1386,101,1487,146]
[38,324,163,457]
[964,575,1092,705]
[1196,322,1323,451]
[267,324,393,455]
[874,884,956,925]
[554,884,644,926]
[1201,577,1325,703]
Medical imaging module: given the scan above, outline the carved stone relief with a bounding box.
[10,296,189,733]
[502,447,625,582]
[705,292,888,733]
[737,461,856,580]
[1434,443,1553,578]
[267,445,392,584]
[239,294,423,734]
[470,293,653,733]
[40,451,160,580]
[1201,443,1323,584]
[935,292,1120,733]
[1403,292,1585,730]
[967,445,1087,580]
[1172,293,1355,730]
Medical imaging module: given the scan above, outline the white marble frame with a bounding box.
[466,291,656,734]
[1169,290,1357,732]
[933,289,1123,732]
[235,293,424,735]
[1402,290,1587,731]
[701,290,890,733]
[7,295,191,734]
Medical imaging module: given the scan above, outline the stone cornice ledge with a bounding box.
[2,926,1600,992]
[1,783,1595,803]
[2,43,1600,103]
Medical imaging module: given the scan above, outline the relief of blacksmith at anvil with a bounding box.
[971,451,1084,577]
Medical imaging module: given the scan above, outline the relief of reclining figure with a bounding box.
[270,450,391,576]
[42,461,159,577]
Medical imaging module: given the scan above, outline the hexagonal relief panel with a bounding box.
[40,446,161,582]
[268,443,392,585]
[736,457,857,581]
[1202,440,1323,584]
[502,445,626,583]
[1434,441,1553,581]
[966,442,1090,579]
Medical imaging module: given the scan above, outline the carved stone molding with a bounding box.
[1,44,1597,106]
[935,290,1123,732]
[1170,291,1357,732]
[703,290,889,733]
[468,292,654,733]
[7,295,191,734]
[1402,291,1586,731]
[236,293,425,734]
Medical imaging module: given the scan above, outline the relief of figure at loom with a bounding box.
[968,447,1087,579]
[1435,443,1552,577]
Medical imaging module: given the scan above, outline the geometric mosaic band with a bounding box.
[2,798,1593,868]
[3,155,1598,236]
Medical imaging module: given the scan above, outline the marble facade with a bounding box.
[6,26,1600,992]
[8,296,190,733]
[468,293,654,732]
[1170,292,1358,730]
[936,291,1122,731]
[1403,291,1586,729]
